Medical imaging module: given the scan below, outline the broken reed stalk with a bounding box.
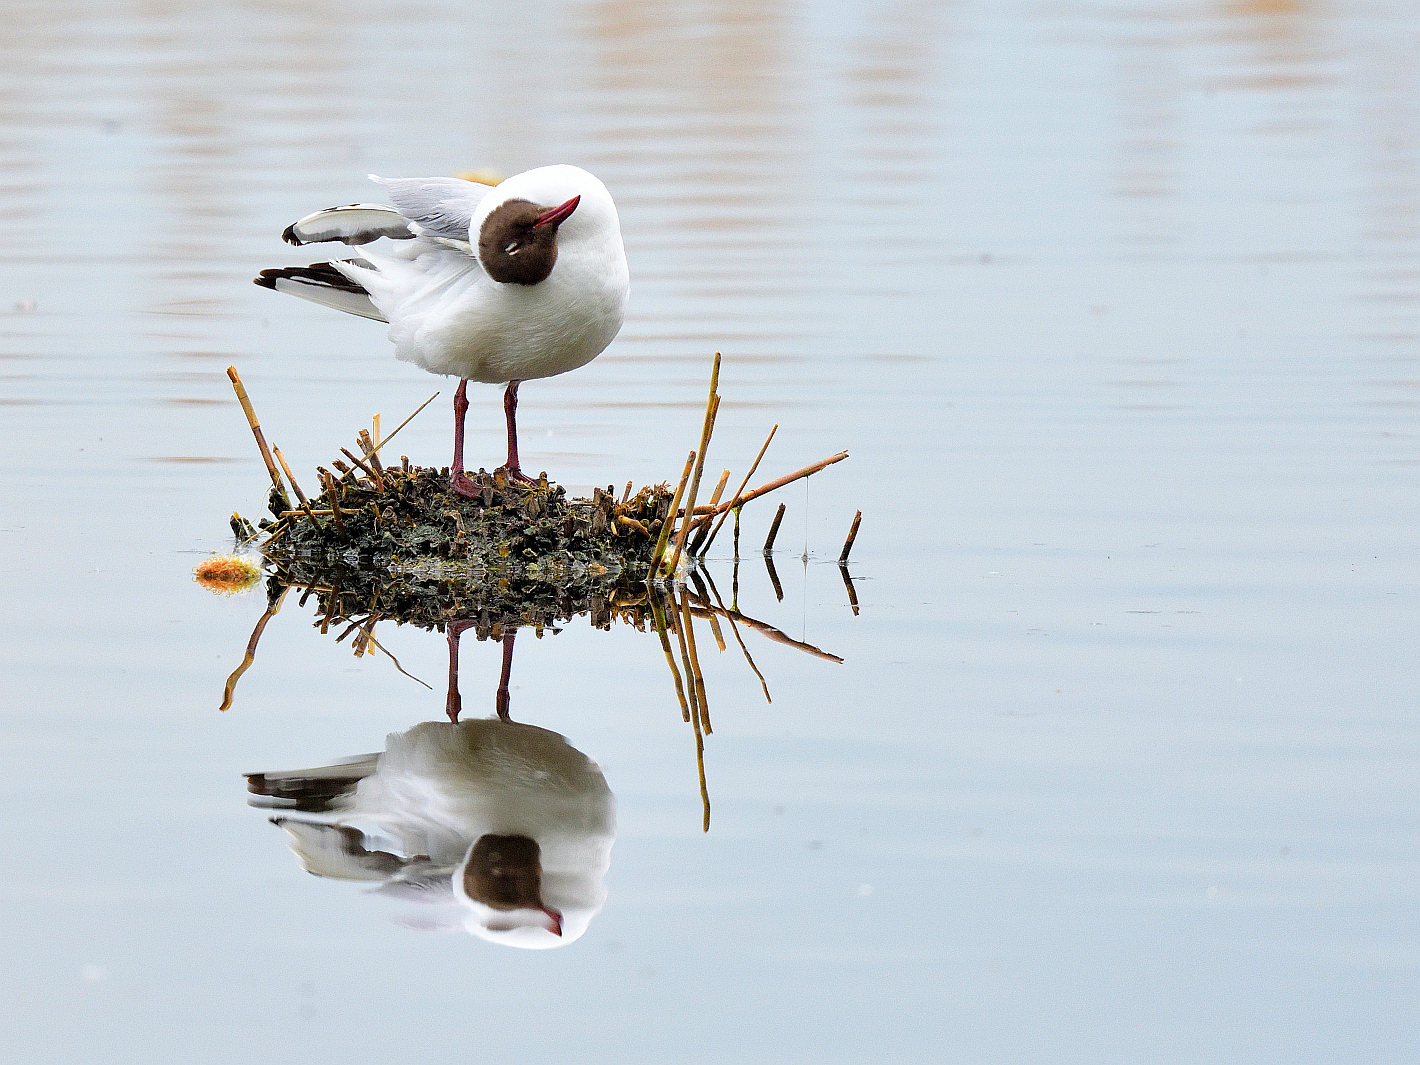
[763,502,787,554]
[764,552,784,601]
[318,469,347,538]
[701,423,777,555]
[358,429,387,479]
[226,367,289,510]
[687,468,730,556]
[839,510,862,563]
[651,451,696,574]
[666,353,722,577]
[340,446,385,492]
[273,446,323,530]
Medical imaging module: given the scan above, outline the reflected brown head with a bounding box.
[478,196,580,285]
[464,834,546,911]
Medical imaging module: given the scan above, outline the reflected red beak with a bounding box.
[542,907,564,937]
[533,195,580,229]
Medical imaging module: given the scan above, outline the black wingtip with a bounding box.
[281,224,303,246]
[254,271,278,289]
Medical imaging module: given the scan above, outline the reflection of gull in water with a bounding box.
[247,719,615,949]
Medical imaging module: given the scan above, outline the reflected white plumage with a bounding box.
[256,164,629,490]
[248,719,617,949]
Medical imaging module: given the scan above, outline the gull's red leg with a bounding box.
[451,379,479,497]
[502,380,534,484]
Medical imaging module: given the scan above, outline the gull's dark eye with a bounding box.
[505,241,520,255]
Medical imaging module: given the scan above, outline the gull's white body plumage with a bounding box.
[258,164,629,481]
[251,719,617,949]
[342,166,629,384]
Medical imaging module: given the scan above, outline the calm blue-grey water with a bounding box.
[1,1,1417,1062]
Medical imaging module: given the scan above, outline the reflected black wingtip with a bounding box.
[254,270,278,289]
[281,223,303,246]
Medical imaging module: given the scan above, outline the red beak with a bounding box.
[533,195,580,229]
[542,907,564,937]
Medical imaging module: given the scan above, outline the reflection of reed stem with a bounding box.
[839,563,860,616]
[700,568,771,703]
[649,591,692,723]
[220,585,290,711]
[680,590,711,734]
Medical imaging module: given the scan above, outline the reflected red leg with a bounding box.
[495,630,516,721]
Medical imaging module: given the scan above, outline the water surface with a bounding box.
[1,2,1417,1062]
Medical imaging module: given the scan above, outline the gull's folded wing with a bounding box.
[369,175,493,249]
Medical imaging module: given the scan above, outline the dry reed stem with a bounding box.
[616,515,651,538]
[651,450,696,573]
[318,470,348,538]
[763,502,787,554]
[621,480,633,505]
[701,423,777,554]
[226,367,289,509]
[358,429,387,479]
[340,447,385,492]
[220,585,290,711]
[839,510,862,563]
[273,447,323,530]
[335,391,439,483]
[688,468,731,556]
[689,451,849,534]
[667,353,722,576]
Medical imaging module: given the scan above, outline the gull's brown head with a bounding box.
[477,195,581,286]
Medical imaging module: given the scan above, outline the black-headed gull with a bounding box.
[255,164,629,491]
[247,718,617,949]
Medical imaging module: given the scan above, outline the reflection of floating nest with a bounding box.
[256,464,674,635]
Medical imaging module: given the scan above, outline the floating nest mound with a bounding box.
[222,354,851,636]
[252,465,669,635]
[253,463,674,576]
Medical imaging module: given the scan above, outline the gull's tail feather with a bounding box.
[255,261,388,323]
[281,203,414,246]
